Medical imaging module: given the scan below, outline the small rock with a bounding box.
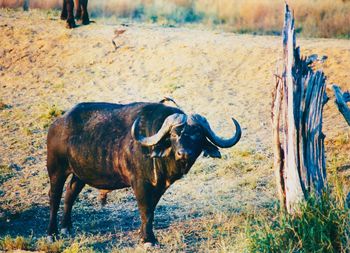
[143,242,160,249]
[143,242,153,249]
[0,101,10,110]
[9,163,22,171]
[46,235,54,243]
[23,156,36,165]
[60,228,70,237]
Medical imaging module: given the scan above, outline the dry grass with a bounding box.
[0,8,349,252]
[326,132,350,204]
[1,0,350,37]
[0,236,32,251]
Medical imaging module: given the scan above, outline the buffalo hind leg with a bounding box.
[99,189,111,206]
[47,170,69,241]
[61,175,85,235]
[134,182,163,246]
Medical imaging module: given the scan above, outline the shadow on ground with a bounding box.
[0,197,202,240]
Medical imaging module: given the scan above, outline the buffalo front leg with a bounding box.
[134,183,163,245]
[61,175,85,235]
[139,205,156,244]
[66,0,76,28]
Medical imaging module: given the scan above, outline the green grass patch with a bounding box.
[0,100,11,110]
[39,104,65,129]
[0,164,15,185]
[247,192,350,253]
[161,82,184,93]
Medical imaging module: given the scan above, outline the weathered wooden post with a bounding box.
[271,4,328,213]
[333,85,350,126]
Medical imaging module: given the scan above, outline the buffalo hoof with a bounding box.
[99,193,107,206]
[143,242,160,249]
[100,198,107,207]
[66,19,76,29]
[82,18,90,25]
[47,235,54,243]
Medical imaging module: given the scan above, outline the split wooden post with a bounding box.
[271,4,328,213]
[333,85,350,126]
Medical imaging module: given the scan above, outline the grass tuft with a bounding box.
[0,164,15,184]
[37,238,64,253]
[247,192,350,253]
[0,100,11,110]
[39,104,64,129]
[0,235,32,251]
[62,242,94,253]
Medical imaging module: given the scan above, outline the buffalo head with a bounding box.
[131,113,241,165]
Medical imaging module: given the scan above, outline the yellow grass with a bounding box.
[0,236,32,251]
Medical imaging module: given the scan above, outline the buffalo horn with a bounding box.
[131,113,187,146]
[189,114,241,148]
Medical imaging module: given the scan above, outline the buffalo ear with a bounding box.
[203,140,221,158]
[151,145,172,158]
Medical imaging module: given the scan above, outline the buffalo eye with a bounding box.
[189,132,201,140]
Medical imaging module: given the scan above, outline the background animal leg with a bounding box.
[66,0,76,28]
[74,0,81,20]
[61,175,85,234]
[60,0,67,20]
[80,0,90,25]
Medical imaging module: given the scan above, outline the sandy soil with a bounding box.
[0,9,349,252]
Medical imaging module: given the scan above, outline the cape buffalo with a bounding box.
[61,0,89,28]
[46,102,241,246]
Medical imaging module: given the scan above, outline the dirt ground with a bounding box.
[0,9,349,252]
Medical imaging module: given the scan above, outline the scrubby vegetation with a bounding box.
[0,235,32,251]
[247,192,350,252]
[0,164,15,185]
[39,104,65,129]
[2,0,350,38]
[0,235,93,252]
[246,133,350,252]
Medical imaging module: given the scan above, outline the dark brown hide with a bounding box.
[61,0,89,28]
[46,102,241,244]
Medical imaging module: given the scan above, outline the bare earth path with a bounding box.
[0,9,349,252]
